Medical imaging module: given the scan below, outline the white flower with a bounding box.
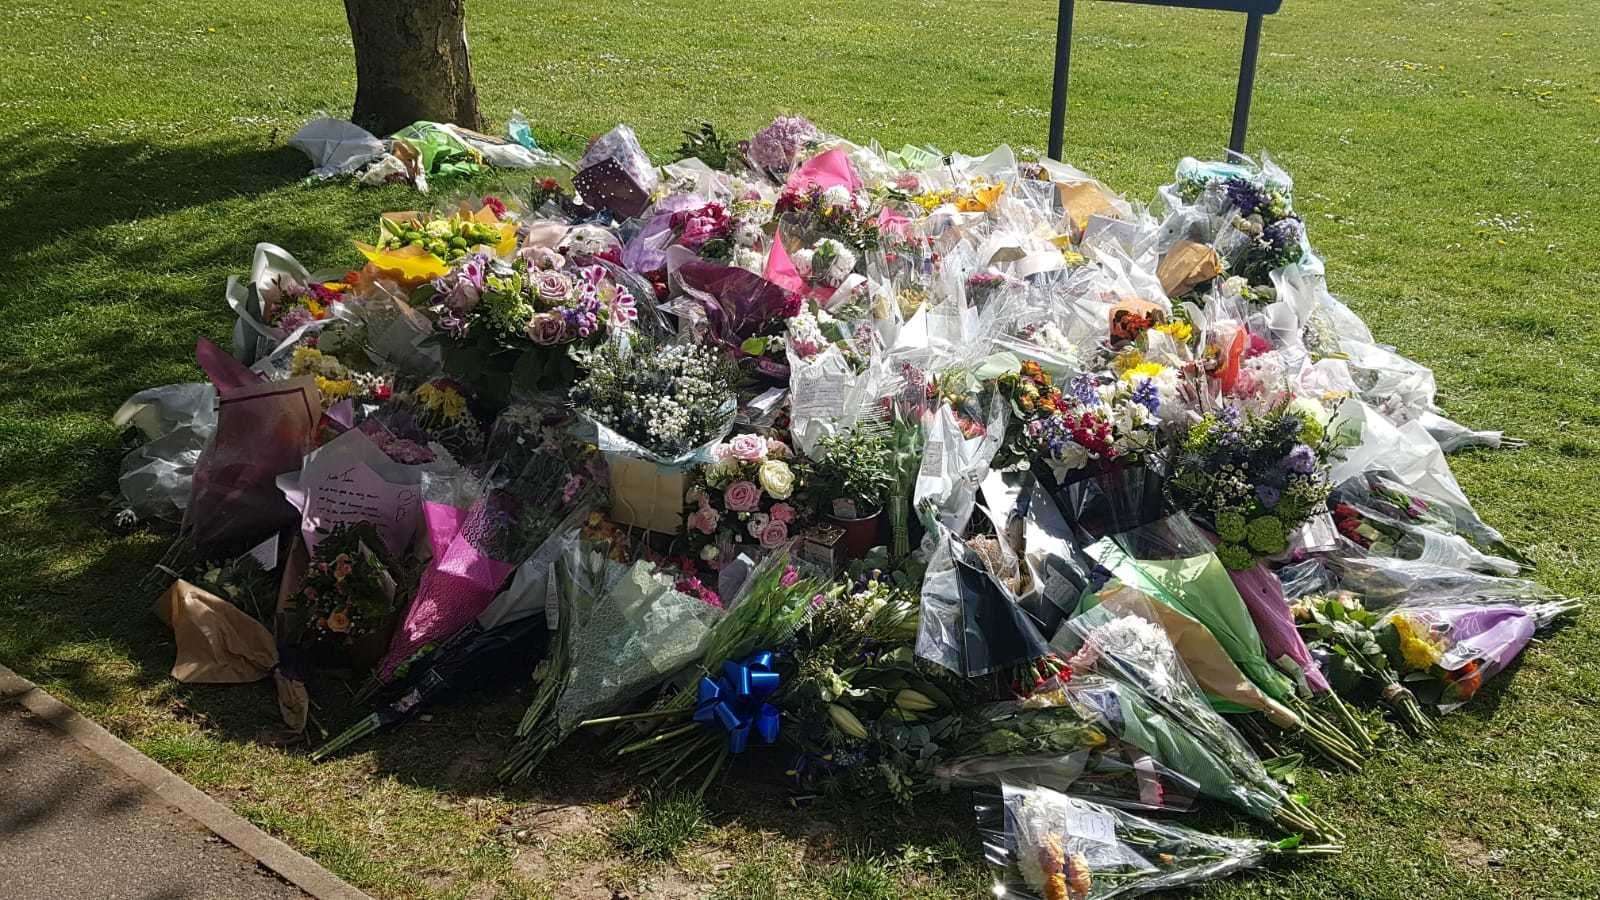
[424,220,452,239]
[758,459,796,499]
[820,185,853,210]
[732,220,763,248]
[1288,395,1331,428]
[1085,613,1180,697]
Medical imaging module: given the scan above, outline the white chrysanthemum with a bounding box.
[820,185,853,210]
[1086,614,1179,696]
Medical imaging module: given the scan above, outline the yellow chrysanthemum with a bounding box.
[416,383,468,422]
[1155,321,1194,343]
[290,346,324,376]
[315,376,356,402]
[1392,615,1445,671]
[1121,361,1166,382]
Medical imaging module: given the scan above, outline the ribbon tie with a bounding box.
[693,650,781,754]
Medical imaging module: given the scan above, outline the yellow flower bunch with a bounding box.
[1112,350,1166,382]
[1155,321,1194,343]
[415,382,468,422]
[1391,614,1446,671]
[911,189,955,212]
[315,376,356,402]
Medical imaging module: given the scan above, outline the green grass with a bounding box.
[2,0,1599,897]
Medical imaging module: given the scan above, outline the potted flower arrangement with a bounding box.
[805,429,895,559]
[569,336,738,534]
[685,433,802,568]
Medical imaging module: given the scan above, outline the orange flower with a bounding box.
[327,609,351,633]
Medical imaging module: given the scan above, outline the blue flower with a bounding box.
[1130,379,1161,415]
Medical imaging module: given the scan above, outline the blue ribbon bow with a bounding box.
[693,650,781,754]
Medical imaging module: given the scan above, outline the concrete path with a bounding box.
[0,704,305,899]
[0,664,370,900]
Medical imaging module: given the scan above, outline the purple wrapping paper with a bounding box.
[1229,561,1332,695]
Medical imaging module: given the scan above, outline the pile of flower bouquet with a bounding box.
[119,115,1572,897]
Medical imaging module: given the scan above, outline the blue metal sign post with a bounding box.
[1046,0,1284,161]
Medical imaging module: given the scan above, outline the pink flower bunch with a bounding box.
[686,433,804,565]
[671,202,731,251]
[748,115,820,174]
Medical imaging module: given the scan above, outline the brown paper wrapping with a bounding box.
[1157,240,1224,298]
[1058,181,1117,235]
[606,455,688,534]
[153,580,278,684]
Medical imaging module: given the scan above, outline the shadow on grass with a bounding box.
[0,132,306,269]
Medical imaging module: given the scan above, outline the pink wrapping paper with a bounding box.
[1229,561,1331,694]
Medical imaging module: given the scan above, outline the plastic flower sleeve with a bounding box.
[1330,468,1526,573]
[916,527,1054,677]
[980,784,1320,900]
[113,382,218,522]
[939,739,1199,814]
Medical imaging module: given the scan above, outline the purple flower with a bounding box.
[1256,484,1282,507]
[748,115,820,174]
[1070,373,1100,406]
[1223,178,1269,217]
[1285,444,1317,475]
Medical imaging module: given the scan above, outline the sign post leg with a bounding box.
[1228,11,1264,156]
[1047,0,1075,161]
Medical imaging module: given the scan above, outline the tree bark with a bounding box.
[344,0,482,136]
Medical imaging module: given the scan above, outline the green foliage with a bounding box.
[808,428,895,515]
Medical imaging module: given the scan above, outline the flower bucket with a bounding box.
[828,510,882,560]
[606,452,688,534]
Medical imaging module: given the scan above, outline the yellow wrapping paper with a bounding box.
[1058,181,1117,235]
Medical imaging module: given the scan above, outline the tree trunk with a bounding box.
[344,0,482,136]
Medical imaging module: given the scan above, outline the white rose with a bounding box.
[757,459,796,499]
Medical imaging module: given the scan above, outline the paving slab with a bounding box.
[0,703,307,899]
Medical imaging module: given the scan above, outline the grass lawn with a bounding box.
[3,0,1599,897]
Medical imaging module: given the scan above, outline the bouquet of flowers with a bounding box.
[585,554,819,795]
[1329,469,1527,574]
[370,204,515,266]
[777,574,975,802]
[1050,602,1340,838]
[980,783,1337,900]
[499,545,725,781]
[569,336,737,461]
[259,274,354,335]
[1167,402,1350,571]
[1291,591,1433,734]
[291,522,401,648]
[1378,600,1576,712]
[685,434,803,566]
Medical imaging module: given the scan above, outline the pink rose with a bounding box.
[746,513,771,538]
[711,442,735,462]
[533,270,573,304]
[688,506,720,535]
[723,480,761,512]
[758,519,789,550]
[527,313,567,345]
[769,502,796,525]
[728,433,768,462]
